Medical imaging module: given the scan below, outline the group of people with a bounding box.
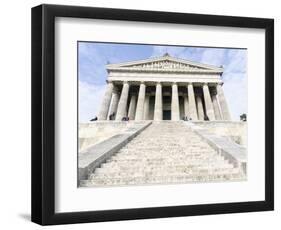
[90,112,130,122]
[121,116,130,121]
[182,116,192,121]
[240,113,247,122]
[182,115,209,121]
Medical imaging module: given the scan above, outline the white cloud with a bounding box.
[200,49,226,66]
[79,81,106,122]
[150,46,187,58]
[150,46,167,57]
[224,49,247,74]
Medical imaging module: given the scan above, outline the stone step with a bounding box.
[123,142,210,146]
[113,150,218,155]
[130,138,202,142]
[91,170,244,178]
[108,156,225,162]
[104,162,229,169]
[106,156,227,162]
[102,161,232,168]
[94,167,240,175]
[117,147,214,152]
[111,155,220,160]
[116,147,217,152]
[92,172,243,180]
[87,173,245,186]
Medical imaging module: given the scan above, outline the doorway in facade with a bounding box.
[162,95,172,120]
[163,110,171,120]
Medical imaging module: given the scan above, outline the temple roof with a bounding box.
[106,54,223,73]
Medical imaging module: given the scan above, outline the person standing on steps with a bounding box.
[90,116,98,121]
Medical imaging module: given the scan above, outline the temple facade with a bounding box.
[98,54,231,121]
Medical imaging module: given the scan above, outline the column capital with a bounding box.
[187,82,193,86]
[123,81,130,85]
[156,82,162,86]
[172,82,178,86]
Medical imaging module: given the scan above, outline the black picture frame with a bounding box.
[31,4,274,225]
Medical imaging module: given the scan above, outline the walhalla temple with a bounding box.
[78,53,247,187]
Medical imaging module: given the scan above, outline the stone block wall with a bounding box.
[79,121,149,151]
[192,121,247,147]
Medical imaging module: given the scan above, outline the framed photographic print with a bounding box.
[31,4,274,225]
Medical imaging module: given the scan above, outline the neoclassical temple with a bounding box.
[98,54,231,121]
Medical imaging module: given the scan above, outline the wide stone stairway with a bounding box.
[84,121,246,187]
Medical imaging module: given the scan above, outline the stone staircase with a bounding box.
[83,121,246,187]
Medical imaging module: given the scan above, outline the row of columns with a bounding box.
[98,81,231,121]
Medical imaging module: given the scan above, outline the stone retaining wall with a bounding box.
[79,121,151,151]
[191,121,247,147]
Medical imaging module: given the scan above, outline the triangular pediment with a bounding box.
[106,54,223,73]
[126,60,207,70]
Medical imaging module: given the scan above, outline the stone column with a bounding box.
[217,83,231,120]
[154,82,163,121]
[171,83,180,121]
[203,83,216,121]
[196,94,204,120]
[98,81,114,120]
[211,94,222,120]
[135,82,146,120]
[187,83,198,120]
[116,81,130,120]
[107,89,119,120]
[184,95,189,118]
[128,94,137,120]
[143,95,150,120]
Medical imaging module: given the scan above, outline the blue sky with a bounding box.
[78,42,247,122]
